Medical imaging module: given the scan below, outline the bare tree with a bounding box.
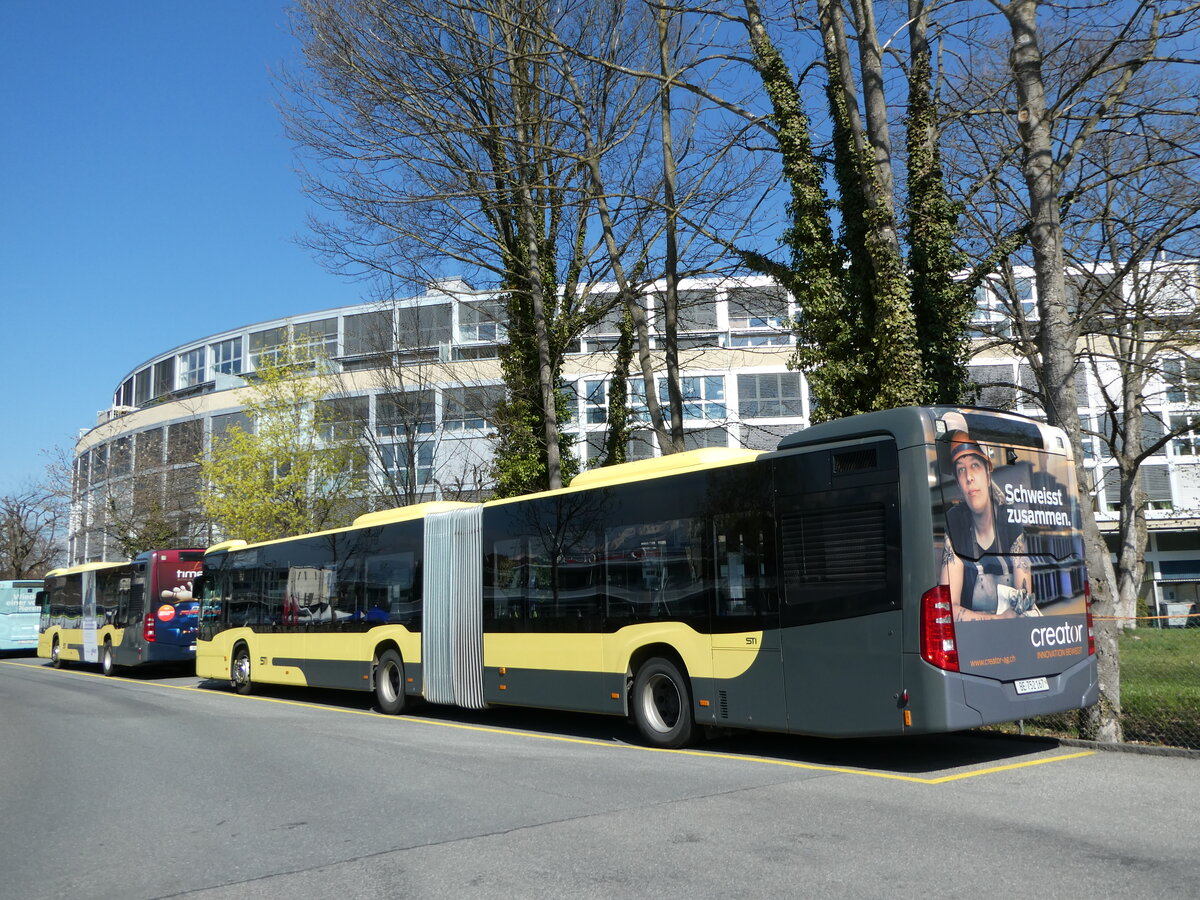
[0,486,64,579]
[965,0,1200,741]
[283,0,612,492]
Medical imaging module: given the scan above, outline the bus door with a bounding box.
[709,512,788,731]
[774,443,906,737]
[80,570,100,663]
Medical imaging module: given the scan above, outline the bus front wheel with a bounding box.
[50,637,63,669]
[632,657,696,749]
[375,649,406,715]
[101,641,115,677]
[230,644,252,695]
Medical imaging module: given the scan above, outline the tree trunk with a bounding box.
[657,3,684,454]
[1004,0,1121,742]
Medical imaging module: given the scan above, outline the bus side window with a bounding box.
[714,514,779,618]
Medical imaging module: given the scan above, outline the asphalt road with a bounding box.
[2,655,1197,899]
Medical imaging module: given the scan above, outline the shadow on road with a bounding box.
[193,677,1062,775]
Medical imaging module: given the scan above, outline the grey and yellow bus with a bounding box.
[38,549,204,674]
[196,406,1098,747]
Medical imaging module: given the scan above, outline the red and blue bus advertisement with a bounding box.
[135,549,204,660]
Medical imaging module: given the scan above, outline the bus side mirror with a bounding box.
[34,591,46,609]
[192,576,207,599]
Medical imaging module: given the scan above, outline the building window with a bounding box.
[590,295,623,335]
[670,376,726,420]
[134,369,152,406]
[1171,412,1200,457]
[584,379,609,425]
[1019,364,1087,409]
[249,327,287,369]
[210,412,253,443]
[293,318,338,359]
[444,385,502,431]
[737,373,802,418]
[377,391,436,438]
[317,396,369,441]
[178,348,206,388]
[967,364,1016,410]
[727,285,788,330]
[109,437,131,478]
[168,420,203,465]
[682,428,728,450]
[397,303,451,350]
[969,283,1011,337]
[1165,358,1200,405]
[1103,466,1173,511]
[135,429,164,471]
[670,290,718,332]
[459,302,505,343]
[212,337,243,376]
[153,359,176,398]
[344,310,394,357]
[727,285,791,343]
[90,445,108,484]
[380,442,434,487]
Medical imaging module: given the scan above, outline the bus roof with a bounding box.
[203,501,481,556]
[202,448,763,556]
[486,447,762,508]
[44,560,131,578]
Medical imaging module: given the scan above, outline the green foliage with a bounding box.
[741,10,968,421]
[198,344,366,544]
[905,33,973,405]
[599,306,636,467]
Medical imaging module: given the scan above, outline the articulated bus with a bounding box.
[196,407,1098,747]
[38,549,204,674]
[0,580,41,652]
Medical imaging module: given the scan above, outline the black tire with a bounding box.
[631,657,696,749]
[101,641,116,677]
[230,643,252,695]
[50,637,63,669]
[375,649,406,715]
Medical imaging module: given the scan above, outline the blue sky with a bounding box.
[0,2,369,494]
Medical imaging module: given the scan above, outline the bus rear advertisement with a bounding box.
[0,580,41,652]
[193,406,1097,747]
[38,549,204,674]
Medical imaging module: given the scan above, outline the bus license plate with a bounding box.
[1015,677,1049,695]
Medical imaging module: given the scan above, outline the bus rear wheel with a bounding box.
[632,657,696,749]
[101,641,115,677]
[230,644,252,695]
[375,649,406,715]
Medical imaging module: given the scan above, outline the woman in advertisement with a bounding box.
[940,427,1040,621]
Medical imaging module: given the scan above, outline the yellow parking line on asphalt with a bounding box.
[2,659,1095,783]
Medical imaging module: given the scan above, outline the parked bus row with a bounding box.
[33,406,1099,748]
[36,550,204,674]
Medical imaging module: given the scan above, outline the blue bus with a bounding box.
[0,580,42,652]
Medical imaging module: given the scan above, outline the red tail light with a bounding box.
[143,613,156,643]
[920,585,959,672]
[1085,580,1095,656]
